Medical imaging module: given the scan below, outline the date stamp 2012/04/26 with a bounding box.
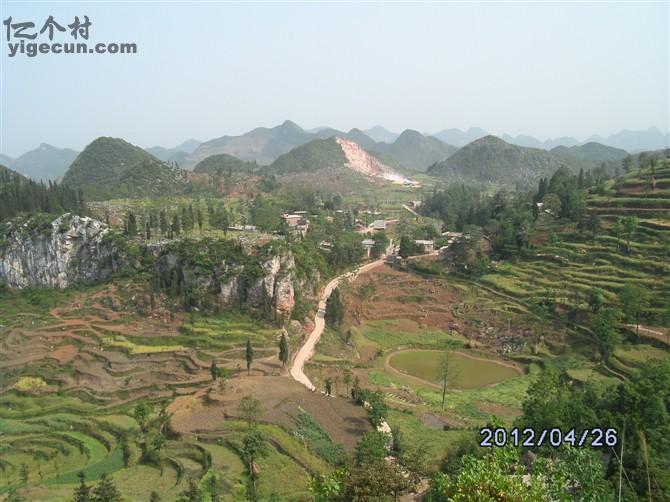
[479,427,619,448]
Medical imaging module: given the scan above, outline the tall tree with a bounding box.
[176,478,204,502]
[73,471,91,502]
[623,216,638,254]
[591,308,622,363]
[91,473,122,502]
[325,288,344,330]
[278,334,289,368]
[196,207,203,232]
[619,284,648,333]
[159,210,168,235]
[171,214,181,237]
[245,338,254,375]
[133,401,151,432]
[438,352,460,409]
[210,360,219,381]
[241,430,269,498]
[237,395,263,430]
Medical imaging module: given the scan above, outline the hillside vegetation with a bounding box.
[62,137,190,200]
[267,138,348,175]
[0,164,83,221]
[373,129,457,172]
[193,153,258,175]
[428,135,615,185]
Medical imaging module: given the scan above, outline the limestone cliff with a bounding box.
[0,213,300,319]
[0,213,122,288]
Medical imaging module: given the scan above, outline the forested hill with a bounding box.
[62,137,189,200]
[550,142,628,162]
[0,164,83,221]
[193,153,258,175]
[373,129,458,172]
[428,135,605,185]
[266,138,348,174]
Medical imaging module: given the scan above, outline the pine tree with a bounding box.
[278,334,289,368]
[176,478,204,502]
[325,288,344,329]
[196,207,203,232]
[91,473,122,502]
[171,214,181,236]
[159,210,168,235]
[246,338,254,375]
[210,360,219,381]
[19,464,29,484]
[73,471,91,502]
[126,211,137,237]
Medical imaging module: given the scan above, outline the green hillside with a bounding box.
[62,137,188,200]
[374,129,457,172]
[551,142,628,163]
[193,153,258,175]
[267,138,347,175]
[428,135,580,185]
[188,120,322,166]
[478,159,670,346]
[1,164,82,221]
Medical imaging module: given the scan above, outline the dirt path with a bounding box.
[290,258,386,391]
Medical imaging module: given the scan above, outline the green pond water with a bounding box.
[388,350,520,389]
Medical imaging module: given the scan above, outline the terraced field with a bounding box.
[0,281,368,500]
[481,163,669,312]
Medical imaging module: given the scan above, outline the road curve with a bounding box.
[290,258,386,391]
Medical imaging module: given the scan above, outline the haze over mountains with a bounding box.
[4,121,668,190]
[1,144,79,181]
[145,139,202,163]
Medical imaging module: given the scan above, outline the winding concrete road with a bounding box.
[290,258,386,391]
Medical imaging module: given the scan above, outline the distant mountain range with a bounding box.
[265,137,409,185]
[362,126,399,144]
[431,127,490,147]
[1,143,79,181]
[181,120,457,173]
[145,139,202,164]
[371,130,458,172]
[9,123,668,194]
[431,126,669,152]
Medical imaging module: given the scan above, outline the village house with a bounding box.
[282,213,310,233]
[441,231,463,244]
[362,238,376,257]
[371,220,387,231]
[228,224,258,232]
[414,239,435,253]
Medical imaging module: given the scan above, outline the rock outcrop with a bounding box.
[1,213,300,319]
[335,137,409,184]
[155,249,297,319]
[0,213,122,288]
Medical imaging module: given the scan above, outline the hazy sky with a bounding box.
[1,1,668,157]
